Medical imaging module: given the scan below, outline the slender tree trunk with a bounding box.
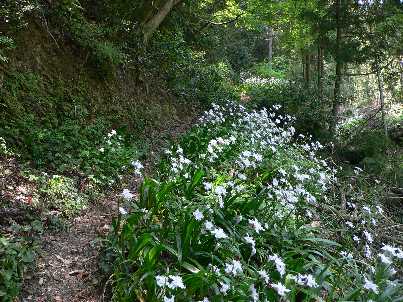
[399,57,403,96]
[375,59,387,136]
[317,43,324,98]
[143,0,182,43]
[267,27,274,66]
[331,0,342,137]
[304,53,310,86]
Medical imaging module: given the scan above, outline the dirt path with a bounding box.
[20,196,117,302]
[20,106,201,302]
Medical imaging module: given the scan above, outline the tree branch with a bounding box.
[196,14,243,33]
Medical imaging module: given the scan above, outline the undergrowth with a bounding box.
[103,102,402,301]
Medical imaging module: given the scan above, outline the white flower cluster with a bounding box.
[131,160,144,176]
[156,275,186,290]
[224,259,243,276]
[240,72,288,86]
[144,102,403,301]
[290,273,318,288]
[165,147,192,175]
[206,136,236,162]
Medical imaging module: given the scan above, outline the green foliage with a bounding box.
[37,174,88,216]
[337,124,402,188]
[0,137,13,157]
[26,122,139,186]
[0,236,35,300]
[0,35,15,63]
[49,1,125,77]
[0,217,42,301]
[253,60,287,79]
[146,30,239,104]
[0,71,141,187]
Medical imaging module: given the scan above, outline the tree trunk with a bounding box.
[399,57,403,97]
[331,0,342,137]
[304,53,310,86]
[317,43,324,98]
[375,59,387,136]
[267,27,274,65]
[143,0,182,43]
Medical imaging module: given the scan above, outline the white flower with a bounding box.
[212,227,228,239]
[254,153,263,162]
[218,197,224,208]
[268,254,286,277]
[238,173,247,180]
[204,220,214,231]
[108,129,117,137]
[214,185,227,196]
[363,206,371,214]
[363,230,373,243]
[198,298,209,302]
[164,296,174,302]
[167,275,185,289]
[156,275,168,287]
[382,245,403,259]
[379,253,392,265]
[219,282,230,295]
[271,282,290,297]
[248,218,265,233]
[224,260,243,276]
[382,244,394,253]
[353,235,360,243]
[99,147,105,153]
[364,244,372,258]
[208,264,220,275]
[193,209,204,221]
[121,189,134,200]
[291,274,318,288]
[204,182,212,191]
[363,278,378,294]
[258,270,270,284]
[250,284,258,302]
[395,249,403,259]
[131,160,144,170]
[345,221,354,228]
[119,207,127,215]
[244,234,256,255]
[340,251,353,260]
[376,205,383,214]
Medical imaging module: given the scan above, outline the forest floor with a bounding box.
[18,110,200,302]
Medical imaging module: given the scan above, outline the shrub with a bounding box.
[103,102,402,301]
[0,35,15,63]
[36,174,88,216]
[0,236,35,301]
[0,217,41,301]
[253,61,287,79]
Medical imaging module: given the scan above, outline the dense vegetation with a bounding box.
[0,0,402,301]
[104,103,402,301]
